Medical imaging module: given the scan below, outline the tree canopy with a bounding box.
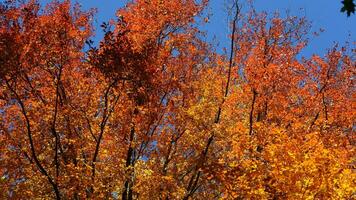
[0,0,355,199]
[341,0,355,16]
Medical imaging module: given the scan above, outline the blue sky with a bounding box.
[31,0,356,57]
[208,0,355,57]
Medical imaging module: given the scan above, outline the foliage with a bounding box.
[341,0,355,16]
[0,0,355,199]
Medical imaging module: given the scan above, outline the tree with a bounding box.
[1,0,96,198]
[1,0,354,199]
[341,0,355,16]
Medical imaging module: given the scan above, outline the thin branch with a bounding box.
[91,79,120,179]
[183,1,240,198]
[5,79,61,199]
[249,89,257,136]
[52,62,63,179]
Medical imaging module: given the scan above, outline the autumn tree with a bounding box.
[1,0,97,198]
[0,0,354,199]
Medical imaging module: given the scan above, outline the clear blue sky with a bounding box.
[37,0,356,57]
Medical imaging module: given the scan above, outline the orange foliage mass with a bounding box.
[0,0,354,199]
